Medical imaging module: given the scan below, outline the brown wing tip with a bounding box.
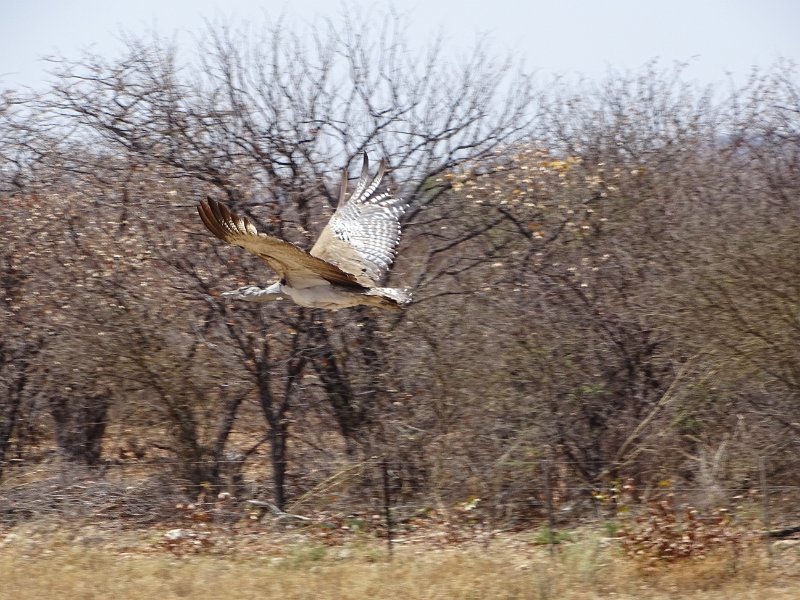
[198,198,226,240]
[199,197,257,241]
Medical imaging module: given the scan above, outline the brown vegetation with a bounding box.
[1,14,799,587]
[1,522,799,600]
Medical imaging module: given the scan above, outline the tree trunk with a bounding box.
[0,384,24,481]
[209,391,247,490]
[0,339,44,480]
[256,343,306,510]
[49,391,110,466]
[269,420,288,510]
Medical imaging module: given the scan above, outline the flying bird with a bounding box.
[198,154,411,310]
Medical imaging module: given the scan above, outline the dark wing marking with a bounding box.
[198,199,364,290]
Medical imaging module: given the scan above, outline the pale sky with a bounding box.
[1,0,798,91]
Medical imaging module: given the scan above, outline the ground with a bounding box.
[1,521,798,599]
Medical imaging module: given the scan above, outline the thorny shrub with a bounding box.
[610,481,751,563]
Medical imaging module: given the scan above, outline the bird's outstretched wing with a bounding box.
[198,199,364,290]
[310,154,407,286]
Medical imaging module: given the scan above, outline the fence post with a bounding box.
[759,456,772,561]
[381,456,394,559]
[544,459,556,556]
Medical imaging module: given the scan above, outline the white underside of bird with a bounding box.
[198,153,412,310]
[221,282,411,310]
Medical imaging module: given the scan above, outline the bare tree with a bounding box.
[30,11,536,508]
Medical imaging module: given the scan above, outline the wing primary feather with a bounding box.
[338,166,349,207]
[210,201,233,235]
[198,200,225,240]
[349,153,370,203]
[359,158,386,201]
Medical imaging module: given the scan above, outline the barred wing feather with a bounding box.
[310,155,406,286]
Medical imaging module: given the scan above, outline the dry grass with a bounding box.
[1,523,798,600]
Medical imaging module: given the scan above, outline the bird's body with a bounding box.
[198,154,411,310]
[222,280,408,310]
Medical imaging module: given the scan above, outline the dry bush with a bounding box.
[617,493,749,564]
[0,461,190,526]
